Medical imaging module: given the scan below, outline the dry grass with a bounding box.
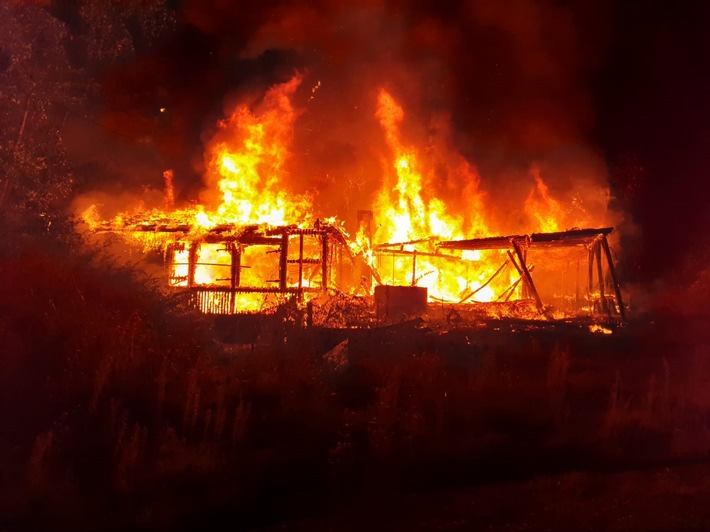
[2,244,710,530]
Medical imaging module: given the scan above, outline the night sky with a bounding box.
[78,1,710,285]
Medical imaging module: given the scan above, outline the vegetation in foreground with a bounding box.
[1,238,710,531]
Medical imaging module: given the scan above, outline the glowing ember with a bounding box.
[589,324,613,335]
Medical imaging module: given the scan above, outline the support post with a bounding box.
[230,243,240,314]
[321,234,329,295]
[187,243,198,288]
[601,235,627,322]
[298,233,304,300]
[411,250,417,286]
[588,246,594,298]
[279,233,289,292]
[595,239,610,317]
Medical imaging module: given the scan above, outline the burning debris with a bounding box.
[90,215,626,327]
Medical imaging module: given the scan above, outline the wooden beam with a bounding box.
[595,240,611,317]
[601,235,627,322]
[230,243,240,314]
[298,233,304,299]
[279,233,288,292]
[321,234,329,294]
[411,250,417,286]
[187,243,198,288]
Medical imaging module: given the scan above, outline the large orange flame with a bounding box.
[369,89,516,303]
[82,75,611,315]
[199,73,312,228]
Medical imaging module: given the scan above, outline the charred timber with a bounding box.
[437,227,614,251]
[184,286,321,294]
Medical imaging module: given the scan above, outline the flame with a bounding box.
[203,73,312,227]
[589,324,613,335]
[82,75,613,317]
[525,164,563,232]
[370,89,514,303]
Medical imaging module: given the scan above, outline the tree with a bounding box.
[0,2,78,249]
[0,0,176,255]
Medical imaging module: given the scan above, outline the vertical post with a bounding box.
[601,235,627,322]
[411,250,417,286]
[595,240,610,317]
[298,232,304,300]
[321,233,329,295]
[230,243,240,314]
[588,246,594,298]
[187,243,198,288]
[279,232,289,292]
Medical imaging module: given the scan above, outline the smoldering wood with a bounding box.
[437,227,614,251]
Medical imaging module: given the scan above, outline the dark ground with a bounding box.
[2,252,709,531]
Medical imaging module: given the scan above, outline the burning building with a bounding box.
[82,75,627,327]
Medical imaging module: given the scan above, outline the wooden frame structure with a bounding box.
[437,227,626,322]
[97,220,354,314]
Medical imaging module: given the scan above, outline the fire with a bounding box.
[373,90,466,243]
[589,324,613,335]
[82,74,617,318]
[370,89,513,303]
[203,73,312,228]
[525,164,563,233]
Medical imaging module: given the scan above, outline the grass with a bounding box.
[1,243,710,530]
